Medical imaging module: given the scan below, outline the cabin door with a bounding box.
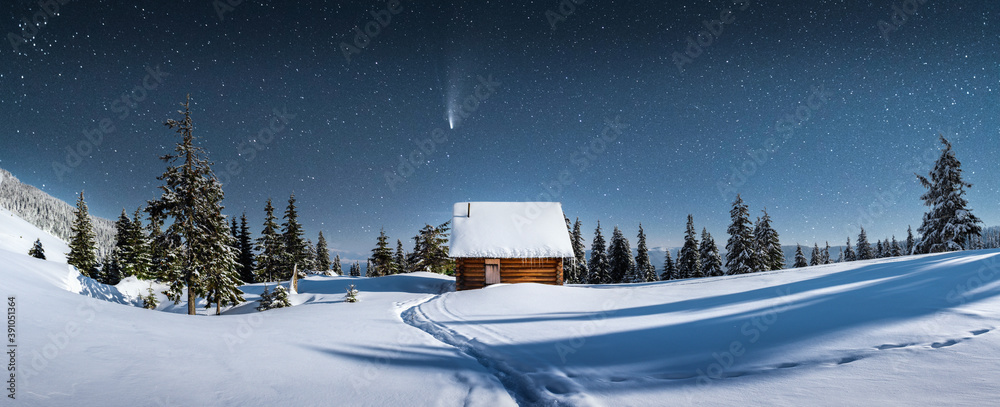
[485,259,501,285]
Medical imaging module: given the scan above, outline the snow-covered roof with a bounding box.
[450,202,574,258]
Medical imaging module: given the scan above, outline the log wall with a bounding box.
[455,257,564,291]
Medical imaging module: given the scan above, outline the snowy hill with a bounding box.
[5,209,1000,406]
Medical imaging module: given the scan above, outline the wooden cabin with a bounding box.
[450,202,574,291]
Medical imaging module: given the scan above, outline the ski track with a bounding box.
[400,295,587,407]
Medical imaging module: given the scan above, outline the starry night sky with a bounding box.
[2,0,998,256]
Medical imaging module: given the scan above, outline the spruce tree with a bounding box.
[570,219,589,284]
[588,221,610,284]
[146,96,243,315]
[823,242,832,264]
[810,243,821,266]
[102,209,133,285]
[608,226,634,284]
[634,224,656,283]
[68,191,99,278]
[407,222,453,274]
[857,227,873,260]
[350,262,361,277]
[125,208,152,280]
[255,199,283,282]
[28,239,45,260]
[793,244,808,268]
[699,228,724,277]
[370,228,394,277]
[890,236,902,257]
[725,194,756,275]
[905,226,916,255]
[875,239,885,258]
[660,250,677,281]
[280,193,308,279]
[563,215,576,283]
[315,231,331,272]
[915,136,982,253]
[393,239,407,274]
[332,254,343,276]
[755,209,784,271]
[678,215,702,278]
[844,237,857,261]
[236,213,256,283]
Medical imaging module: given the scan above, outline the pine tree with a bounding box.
[678,215,702,278]
[142,283,160,310]
[754,209,784,271]
[588,221,610,284]
[699,228,724,277]
[124,208,152,280]
[915,136,982,253]
[236,213,255,283]
[370,228,394,277]
[332,254,343,276]
[875,239,885,258]
[563,215,576,283]
[857,227,873,260]
[660,250,677,281]
[844,237,857,261]
[255,199,283,283]
[146,96,243,315]
[349,262,361,277]
[823,242,832,264]
[393,239,407,275]
[608,226,635,284]
[569,219,589,284]
[634,224,656,282]
[836,248,844,263]
[407,222,454,274]
[28,239,45,260]
[68,191,99,278]
[890,236,902,257]
[256,285,273,312]
[726,195,756,275]
[280,193,308,280]
[793,244,808,268]
[810,243,821,266]
[315,231,331,272]
[102,209,133,285]
[146,210,174,282]
[905,226,916,255]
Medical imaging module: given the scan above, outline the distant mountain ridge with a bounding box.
[0,168,115,256]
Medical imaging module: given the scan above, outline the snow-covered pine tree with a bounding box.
[856,227,873,260]
[255,199,283,283]
[660,250,676,280]
[823,241,832,264]
[370,228,394,277]
[146,96,243,315]
[571,219,589,284]
[608,226,635,284]
[890,236,902,257]
[810,243,821,266]
[563,215,576,283]
[350,261,361,277]
[793,244,808,268]
[407,222,454,274]
[304,239,317,271]
[844,237,857,261]
[344,284,359,303]
[145,209,175,281]
[836,248,844,263]
[68,191,100,278]
[101,208,134,285]
[122,208,152,280]
[332,254,343,275]
[393,239,407,274]
[588,221,610,284]
[28,239,45,260]
[905,225,916,255]
[678,215,702,279]
[755,209,784,271]
[269,285,291,308]
[725,194,755,275]
[315,231,331,272]
[634,224,656,282]
[915,136,983,253]
[142,283,159,310]
[700,228,724,277]
[256,285,273,312]
[280,193,309,280]
[236,213,255,283]
[875,239,885,258]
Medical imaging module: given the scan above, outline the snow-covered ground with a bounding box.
[5,209,1000,406]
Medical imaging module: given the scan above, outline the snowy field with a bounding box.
[5,209,1000,406]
